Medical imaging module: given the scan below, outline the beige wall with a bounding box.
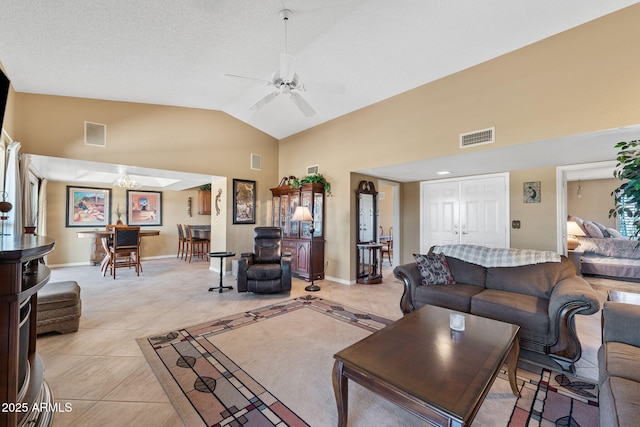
[13,94,279,269]
[279,5,640,276]
[568,178,619,229]
[4,5,640,281]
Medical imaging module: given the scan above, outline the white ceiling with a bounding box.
[3,1,638,187]
[0,0,637,140]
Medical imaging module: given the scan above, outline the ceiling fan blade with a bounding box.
[290,92,316,117]
[280,53,296,82]
[300,80,346,95]
[249,91,279,111]
[224,73,272,86]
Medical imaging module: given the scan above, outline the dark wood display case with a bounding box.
[271,178,325,281]
[0,235,55,427]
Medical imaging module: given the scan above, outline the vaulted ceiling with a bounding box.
[1,1,637,140]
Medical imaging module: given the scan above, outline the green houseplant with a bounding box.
[609,140,640,245]
[290,174,332,196]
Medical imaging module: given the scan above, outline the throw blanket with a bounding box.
[431,244,561,267]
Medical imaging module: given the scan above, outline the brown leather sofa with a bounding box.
[393,253,600,372]
[237,227,292,294]
[599,301,640,427]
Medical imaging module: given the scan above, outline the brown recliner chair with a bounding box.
[237,227,292,293]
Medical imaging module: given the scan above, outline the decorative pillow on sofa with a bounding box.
[414,253,455,285]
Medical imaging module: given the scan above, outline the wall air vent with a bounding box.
[307,164,319,175]
[460,127,495,149]
[251,153,262,171]
[84,121,106,147]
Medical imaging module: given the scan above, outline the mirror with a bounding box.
[356,180,377,243]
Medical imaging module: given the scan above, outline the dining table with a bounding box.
[76,229,160,271]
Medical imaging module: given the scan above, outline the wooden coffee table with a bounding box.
[332,305,520,427]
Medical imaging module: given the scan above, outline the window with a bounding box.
[618,195,638,237]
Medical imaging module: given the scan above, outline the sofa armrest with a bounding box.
[602,301,640,347]
[393,263,422,314]
[281,253,292,290]
[237,255,253,292]
[547,276,600,366]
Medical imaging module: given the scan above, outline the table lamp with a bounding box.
[567,221,586,250]
[292,205,320,292]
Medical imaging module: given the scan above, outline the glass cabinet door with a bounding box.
[287,193,300,238]
[313,192,323,237]
[272,196,281,228]
[300,192,312,238]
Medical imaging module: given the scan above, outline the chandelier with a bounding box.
[114,173,140,189]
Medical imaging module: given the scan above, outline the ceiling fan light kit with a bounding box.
[226,8,342,118]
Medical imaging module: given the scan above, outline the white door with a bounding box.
[421,174,508,253]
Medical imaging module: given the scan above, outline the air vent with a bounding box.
[84,121,106,147]
[460,127,495,148]
[251,153,262,171]
[307,165,319,175]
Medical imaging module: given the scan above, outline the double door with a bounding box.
[420,174,508,252]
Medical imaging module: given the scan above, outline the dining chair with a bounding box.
[381,226,393,265]
[109,226,141,279]
[183,225,209,262]
[101,224,117,276]
[176,224,186,259]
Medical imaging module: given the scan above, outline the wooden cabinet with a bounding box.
[198,190,211,215]
[271,179,325,281]
[0,235,56,427]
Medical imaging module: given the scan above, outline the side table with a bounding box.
[208,251,235,293]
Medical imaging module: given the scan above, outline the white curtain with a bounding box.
[5,141,21,235]
[37,179,47,236]
[20,153,33,229]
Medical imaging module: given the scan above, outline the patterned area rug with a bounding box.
[137,297,599,427]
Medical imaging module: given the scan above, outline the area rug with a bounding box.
[137,296,599,427]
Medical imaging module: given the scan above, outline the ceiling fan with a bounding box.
[225,9,344,117]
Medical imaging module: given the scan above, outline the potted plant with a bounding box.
[609,139,640,245]
[290,174,332,196]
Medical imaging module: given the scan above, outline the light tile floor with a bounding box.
[38,257,614,426]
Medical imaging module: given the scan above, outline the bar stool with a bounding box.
[183,225,209,262]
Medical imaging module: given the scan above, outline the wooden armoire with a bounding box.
[270,177,325,281]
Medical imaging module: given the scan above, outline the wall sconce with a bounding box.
[187,197,192,217]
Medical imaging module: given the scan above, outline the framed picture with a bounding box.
[127,190,163,226]
[233,179,256,224]
[66,186,111,227]
[523,181,541,203]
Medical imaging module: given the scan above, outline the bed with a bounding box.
[570,215,640,281]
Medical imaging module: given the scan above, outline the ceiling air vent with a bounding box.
[250,153,262,171]
[460,127,495,149]
[84,121,106,147]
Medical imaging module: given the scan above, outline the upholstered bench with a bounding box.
[37,281,82,335]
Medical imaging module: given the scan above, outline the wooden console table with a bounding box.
[356,243,382,284]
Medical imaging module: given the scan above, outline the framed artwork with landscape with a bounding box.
[233,179,256,224]
[127,190,163,226]
[66,186,111,227]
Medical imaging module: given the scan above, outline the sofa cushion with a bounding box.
[599,376,640,427]
[247,263,282,280]
[414,253,455,285]
[413,283,484,312]
[445,256,486,287]
[598,342,640,385]
[471,289,550,344]
[484,258,574,298]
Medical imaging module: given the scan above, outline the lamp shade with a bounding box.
[291,206,313,222]
[567,221,586,237]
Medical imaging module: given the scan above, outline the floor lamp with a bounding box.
[292,205,320,292]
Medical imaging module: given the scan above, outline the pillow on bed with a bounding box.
[592,221,610,237]
[568,215,589,236]
[583,221,604,238]
[606,227,623,238]
[414,253,455,285]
